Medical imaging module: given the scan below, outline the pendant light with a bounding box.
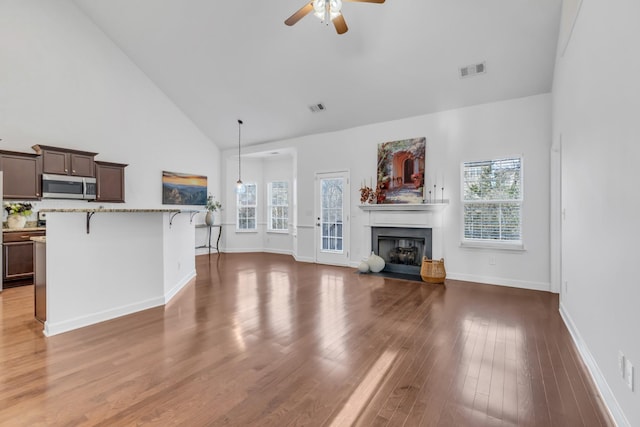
[236,119,246,194]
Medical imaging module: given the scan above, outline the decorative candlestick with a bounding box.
[441,187,445,204]
[433,185,437,202]
[428,190,432,204]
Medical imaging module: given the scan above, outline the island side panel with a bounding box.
[44,212,165,336]
[162,213,196,302]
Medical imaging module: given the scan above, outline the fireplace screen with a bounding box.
[371,227,432,275]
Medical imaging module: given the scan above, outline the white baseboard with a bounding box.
[559,303,629,427]
[43,271,197,337]
[222,247,263,253]
[164,270,196,304]
[212,248,309,262]
[195,248,220,256]
[264,248,294,256]
[44,295,165,337]
[293,254,315,263]
[446,271,551,292]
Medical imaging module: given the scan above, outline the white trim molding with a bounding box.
[447,272,550,292]
[44,295,165,337]
[164,271,196,304]
[560,303,629,427]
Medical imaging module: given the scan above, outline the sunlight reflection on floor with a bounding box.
[329,349,399,427]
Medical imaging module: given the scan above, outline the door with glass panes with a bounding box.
[315,171,350,266]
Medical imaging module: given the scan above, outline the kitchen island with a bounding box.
[39,208,197,336]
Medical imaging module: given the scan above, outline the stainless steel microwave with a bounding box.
[42,173,97,200]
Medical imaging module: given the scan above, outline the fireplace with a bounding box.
[371,227,432,276]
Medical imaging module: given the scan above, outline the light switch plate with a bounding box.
[624,359,634,391]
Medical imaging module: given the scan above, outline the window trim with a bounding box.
[267,181,289,233]
[236,182,257,232]
[460,156,524,249]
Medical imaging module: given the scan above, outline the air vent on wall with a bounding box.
[309,103,326,113]
[459,62,486,78]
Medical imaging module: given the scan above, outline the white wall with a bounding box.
[552,0,640,425]
[0,0,220,214]
[222,156,264,252]
[262,156,294,255]
[222,154,295,254]
[223,94,551,290]
[163,213,196,301]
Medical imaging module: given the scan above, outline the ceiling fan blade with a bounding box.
[343,0,385,3]
[285,2,314,26]
[333,14,349,34]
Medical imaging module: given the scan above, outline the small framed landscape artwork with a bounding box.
[162,171,207,205]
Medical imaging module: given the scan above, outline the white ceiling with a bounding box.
[73,0,562,149]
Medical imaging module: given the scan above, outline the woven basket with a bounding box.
[420,257,446,284]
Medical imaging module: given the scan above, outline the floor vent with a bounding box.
[459,62,486,78]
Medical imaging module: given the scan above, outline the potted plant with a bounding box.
[205,194,222,226]
[4,202,33,229]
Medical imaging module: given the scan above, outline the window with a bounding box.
[268,181,289,232]
[462,157,523,247]
[236,183,257,231]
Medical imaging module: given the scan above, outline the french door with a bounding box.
[315,171,350,266]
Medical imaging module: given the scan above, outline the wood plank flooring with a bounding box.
[0,253,612,426]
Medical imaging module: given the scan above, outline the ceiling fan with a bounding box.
[285,0,385,35]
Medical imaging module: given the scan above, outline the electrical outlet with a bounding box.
[624,358,634,391]
[619,351,625,378]
[564,281,569,294]
[489,255,496,265]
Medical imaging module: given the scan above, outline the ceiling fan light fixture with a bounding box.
[285,0,383,35]
[313,0,342,23]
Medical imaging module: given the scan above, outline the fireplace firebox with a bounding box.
[371,227,432,276]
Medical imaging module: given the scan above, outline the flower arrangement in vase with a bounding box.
[205,194,222,226]
[4,202,33,229]
[359,185,376,204]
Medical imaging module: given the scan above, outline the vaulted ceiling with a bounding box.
[73,0,562,149]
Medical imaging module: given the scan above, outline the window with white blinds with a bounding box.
[462,157,523,246]
[268,181,289,232]
[236,183,257,231]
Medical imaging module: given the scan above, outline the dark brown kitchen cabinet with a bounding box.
[0,150,42,200]
[95,161,127,203]
[2,230,46,287]
[32,145,97,177]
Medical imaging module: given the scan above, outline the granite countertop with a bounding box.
[3,220,46,232]
[39,208,181,213]
[3,226,47,232]
[30,236,46,243]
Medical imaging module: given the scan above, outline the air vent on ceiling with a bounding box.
[309,103,326,113]
[459,62,486,78]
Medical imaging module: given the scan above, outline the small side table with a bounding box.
[195,224,222,256]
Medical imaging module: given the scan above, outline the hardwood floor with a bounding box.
[0,253,612,426]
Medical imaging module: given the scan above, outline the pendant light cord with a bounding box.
[238,119,243,182]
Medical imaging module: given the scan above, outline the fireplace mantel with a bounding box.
[359,202,447,259]
[358,202,448,212]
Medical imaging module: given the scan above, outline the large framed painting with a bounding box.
[162,171,207,205]
[377,137,425,204]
